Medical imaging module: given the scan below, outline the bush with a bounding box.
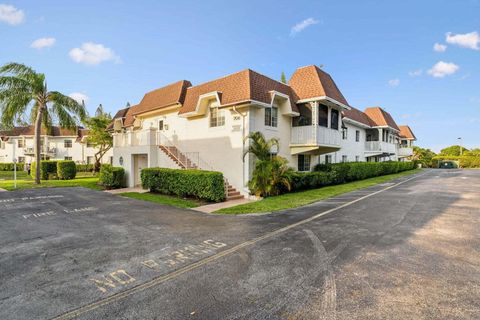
[76,164,94,172]
[248,156,293,197]
[57,160,77,180]
[31,160,57,180]
[99,164,125,189]
[289,161,416,192]
[141,168,225,202]
[0,162,25,171]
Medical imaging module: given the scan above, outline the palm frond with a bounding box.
[48,91,87,122]
[51,102,78,130]
[0,63,36,77]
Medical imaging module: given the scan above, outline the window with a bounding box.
[356,130,360,142]
[342,155,347,163]
[64,139,72,148]
[325,155,332,164]
[158,120,164,131]
[17,139,25,148]
[210,107,225,127]
[87,141,94,148]
[64,156,72,160]
[297,154,311,172]
[342,127,348,140]
[355,156,360,162]
[264,107,278,127]
[18,156,25,163]
[330,109,339,130]
[87,156,94,164]
[0,141,5,149]
[292,103,312,127]
[318,104,328,127]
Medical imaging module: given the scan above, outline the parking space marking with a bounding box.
[52,171,430,320]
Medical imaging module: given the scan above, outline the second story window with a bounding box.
[330,109,339,130]
[86,141,94,148]
[17,139,25,148]
[64,139,72,148]
[342,127,348,140]
[318,104,328,127]
[210,107,225,128]
[264,107,278,127]
[356,130,360,142]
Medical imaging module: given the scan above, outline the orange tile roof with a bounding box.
[342,107,373,127]
[179,69,297,114]
[398,125,416,140]
[364,107,400,131]
[288,65,349,106]
[0,126,82,137]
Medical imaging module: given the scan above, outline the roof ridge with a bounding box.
[185,69,251,91]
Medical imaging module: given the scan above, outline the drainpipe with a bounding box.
[232,106,247,190]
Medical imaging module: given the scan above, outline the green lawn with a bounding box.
[0,171,101,191]
[119,192,203,208]
[216,169,423,214]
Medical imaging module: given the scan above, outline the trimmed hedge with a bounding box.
[76,164,94,172]
[99,164,125,189]
[141,168,225,202]
[0,163,25,171]
[57,160,77,180]
[31,160,58,180]
[291,161,416,191]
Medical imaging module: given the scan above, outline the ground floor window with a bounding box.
[298,154,311,171]
[18,156,25,163]
[64,156,72,160]
[87,156,94,164]
[342,155,347,163]
[355,155,360,162]
[325,155,332,164]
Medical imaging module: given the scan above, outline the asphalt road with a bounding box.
[0,169,479,319]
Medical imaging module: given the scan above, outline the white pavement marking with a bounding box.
[53,171,430,320]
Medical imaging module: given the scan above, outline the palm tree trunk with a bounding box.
[34,105,44,184]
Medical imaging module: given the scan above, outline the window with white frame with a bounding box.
[355,155,360,162]
[325,155,332,164]
[264,106,278,127]
[0,141,5,149]
[64,156,72,160]
[86,141,94,148]
[342,155,348,163]
[298,154,311,171]
[87,156,94,164]
[64,139,73,148]
[18,156,25,163]
[17,139,25,148]
[342,127,348,140]
[356,130,360,142]
[331,109,339,130]
[210,107,225,127]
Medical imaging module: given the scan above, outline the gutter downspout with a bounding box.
[232,106,247,192]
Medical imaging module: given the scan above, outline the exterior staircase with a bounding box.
[158,143,244,201]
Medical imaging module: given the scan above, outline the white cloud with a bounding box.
[388,78,400,87]
[0,4,25,25]
[446,31,479,50]
[69,42,120,65]
[428,61,459,78]
[30,37,56,49]
[68,92,89,104]
[290,18,319,36]
[433,43,447,52]
[408,69,423,77]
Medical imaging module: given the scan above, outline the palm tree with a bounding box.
[0,63,86,184]
[243,131,279,161]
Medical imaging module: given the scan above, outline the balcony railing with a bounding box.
[365,141,397,154]
[291,125,341,147]
[113,129,157,147]
[23,147,56,155]
[398,146,413,157]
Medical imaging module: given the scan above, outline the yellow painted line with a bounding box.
[52,170,429,320]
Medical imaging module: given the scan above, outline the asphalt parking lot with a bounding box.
[1,169,479,319]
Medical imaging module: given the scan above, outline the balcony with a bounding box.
[398,146,413,157]
[23,147,56,156]
[113,129,157,147]
[364,141,397,155]
[290,125,341,155]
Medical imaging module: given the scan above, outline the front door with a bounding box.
[134,154,148,186]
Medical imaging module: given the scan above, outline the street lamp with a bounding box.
[457,137,463,156]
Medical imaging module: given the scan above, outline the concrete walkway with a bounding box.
[0,188,7,192]
[193,197,254,213]
[104,186,149,194]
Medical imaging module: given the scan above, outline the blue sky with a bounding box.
[1,0,479,152]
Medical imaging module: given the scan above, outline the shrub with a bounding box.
[76,164,94,172]
[248,156,293,197]
[99,164,125,189]
[0,162,25,171]
[31,160,57,180]
[141,168,225,202]
[57,160,77,180]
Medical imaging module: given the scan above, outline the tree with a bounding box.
[243,131,279,161]
[84,105,113,172]
[465,148,480,156]
[439,145,468,156]
[248,156,292,197]
[0,63,86,184]
[412,146,436,167]
[280,71,287,84]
